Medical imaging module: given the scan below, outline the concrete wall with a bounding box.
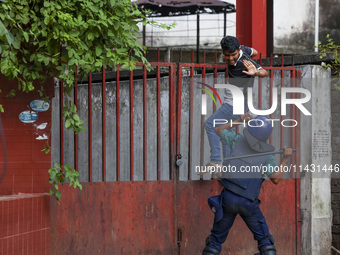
[298,65,332,254]
[275,0,340,53]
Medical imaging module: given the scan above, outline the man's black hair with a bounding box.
[220,36,240,52]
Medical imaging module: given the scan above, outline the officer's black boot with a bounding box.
[255,245,276,255]
[202,235,220,255]
[255,234,276,255]
[202,245,220,255]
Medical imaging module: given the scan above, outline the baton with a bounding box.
[223,148,296,162]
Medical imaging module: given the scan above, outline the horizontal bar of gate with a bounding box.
[53,62,177,183]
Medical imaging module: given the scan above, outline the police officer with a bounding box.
[202,114,293,255]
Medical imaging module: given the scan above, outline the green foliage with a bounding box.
[48,162,82,202]
[0,0,170,90]
[0,0,173,129]
[318,34,340,89]
[63,100,85,134]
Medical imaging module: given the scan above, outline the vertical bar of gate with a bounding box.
[290,69,296,170]
[176,64,183,180]
[74,69,78,171]
[269,54,274,145]
[102,67,106,181]
[258,53,262,109]
[60,81,64,167]
[116,67,121,181]
[295,70,301,255]
[129,70,134,181]
[296,70,301,168]
[214,64,218,113]
[188,64,194,180]
[143,64,147,180]
[88,73,93,182]
[200,66,205,178]
[280,54,285,155]
[169,64,175,181]
[202,64,208,176]
[156,64,161,180]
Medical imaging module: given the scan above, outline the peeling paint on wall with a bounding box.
[36,134,48,140]
[36,122,48,130]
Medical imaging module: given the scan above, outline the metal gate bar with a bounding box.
[88,73,92,182]
[143,64,147,180]
[280,55,285,153]
[156,64,161,180]
[116,67,121,181]
[129,70,134,181]
[74,69,79,171]
[60,80,64,168]
[102,67,106,181]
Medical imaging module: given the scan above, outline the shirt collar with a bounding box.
[234,49,243,66]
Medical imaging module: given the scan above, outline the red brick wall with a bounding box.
[0,77,53,254]
[0,194,50,255]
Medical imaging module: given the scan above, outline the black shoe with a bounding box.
[202,245,220,255]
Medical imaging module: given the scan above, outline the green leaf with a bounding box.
[0,20,14,46]
[65,119,71,128]
[68,59,75,66]
[55,191,61,200]
[73,113,80,121]
[69,30,80,38]
[49,169,57,179]
[64,164,72,172]
[95,47,102,56]
[87,32,94,41]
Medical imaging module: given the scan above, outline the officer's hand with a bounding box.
[283,147,293,158]
[240,113,251,122]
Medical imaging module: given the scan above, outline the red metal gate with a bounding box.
[174,56,301,254]
[50,55,301,255]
